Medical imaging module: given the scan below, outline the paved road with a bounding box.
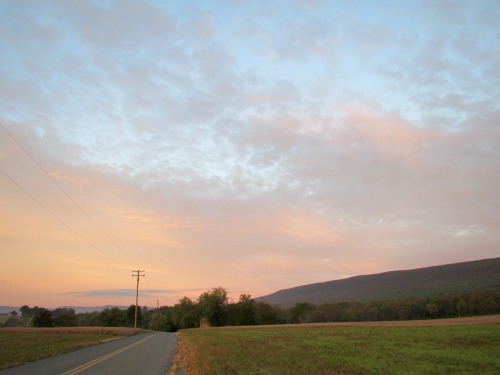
[1,332,177,375]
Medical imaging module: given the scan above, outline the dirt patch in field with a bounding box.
[196,315,500,331]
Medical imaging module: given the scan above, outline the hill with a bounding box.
[261,258,500,307]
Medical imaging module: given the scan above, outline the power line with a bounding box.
[0,167,128,268]
[1,124,140,268]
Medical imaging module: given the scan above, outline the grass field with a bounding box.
[0,327,145,370]
[0,316,10,325]
[176,316,500,375]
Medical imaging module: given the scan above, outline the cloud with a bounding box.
[0,0,498,306]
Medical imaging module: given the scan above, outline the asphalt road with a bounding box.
[1,332,178,375]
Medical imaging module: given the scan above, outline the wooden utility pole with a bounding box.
[132,270,145,330]
[156,299,160,331]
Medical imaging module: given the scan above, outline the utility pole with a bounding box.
[156,299,160,331]
[132,270,145,330]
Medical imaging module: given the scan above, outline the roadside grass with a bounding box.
[178,322,500,374]
[0,327,146,370]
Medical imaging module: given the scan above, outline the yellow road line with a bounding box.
[61,333,158,375]
[100,336,124,343]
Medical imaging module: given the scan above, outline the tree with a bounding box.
[234,293,256,325]
[53,308,77,327]
[149,312,167,331]
[150,307,176,332]
[255,301,281,325]
[32,308,54,327]
[198,287,228,327]
[20,305,33,318]
[99,308,126,327]
[456,298,467,317]
[172,297,199,329]
[312,303,338,323]
[77,311,100,326]
[141,306,152,329]
[426,303,439,318]
[290,302,316,324]
[126,305,143,327]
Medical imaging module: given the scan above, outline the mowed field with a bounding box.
[175,315,500,375]
[0,327,145,370]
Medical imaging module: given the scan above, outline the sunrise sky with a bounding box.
[1,0,499,309]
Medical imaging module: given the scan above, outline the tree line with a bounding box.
[1,305,146,328]
[2,288,498,330]
[286,291,500,324]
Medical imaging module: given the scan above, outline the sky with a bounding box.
[0,0,499,309]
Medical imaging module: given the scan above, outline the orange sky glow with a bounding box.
[1,1,499,309]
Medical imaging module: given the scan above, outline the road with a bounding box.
[1,332,178,375]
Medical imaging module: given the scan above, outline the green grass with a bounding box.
[178,324,500,374]
[0,327,142,370]
[0,316,10,324]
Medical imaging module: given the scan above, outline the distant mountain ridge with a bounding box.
[261,258,500,307]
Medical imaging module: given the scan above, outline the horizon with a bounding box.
[2,255,496,311]
[1,1,499,308]
[1,254,497,312]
